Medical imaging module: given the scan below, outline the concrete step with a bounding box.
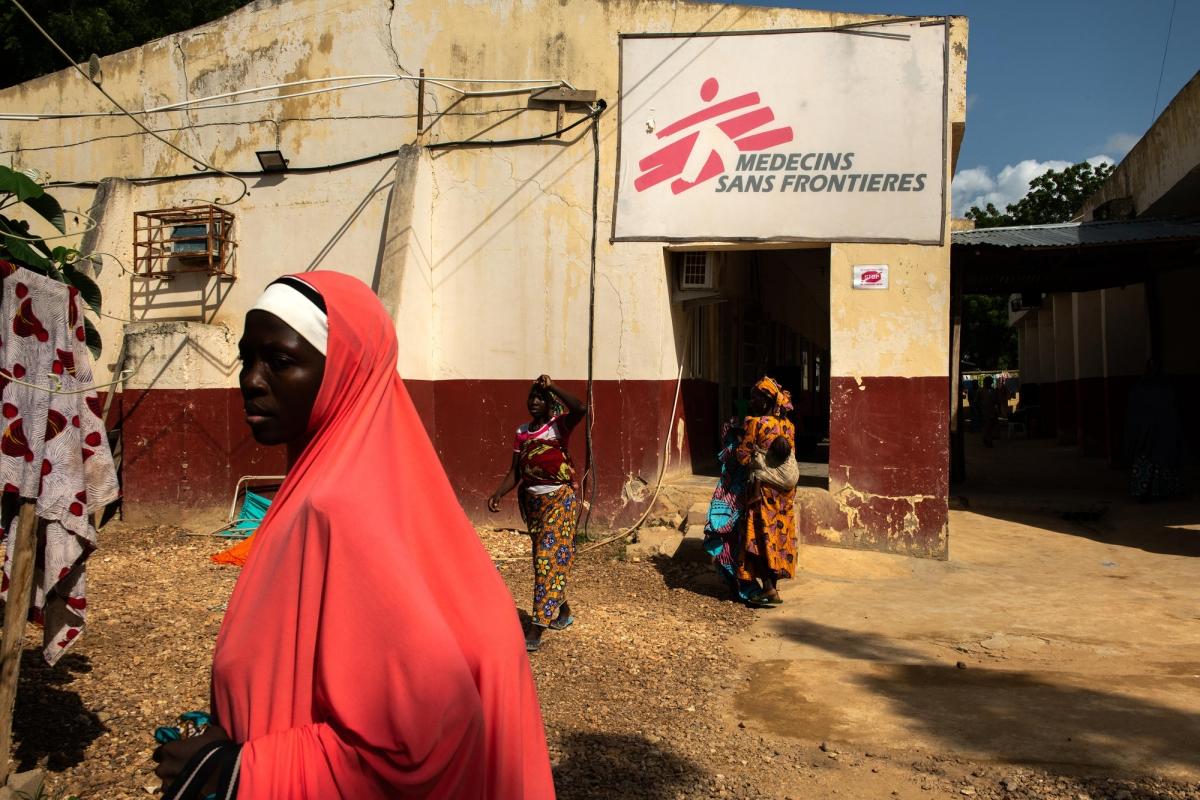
[674,523,711,563]
[686,502,709,529]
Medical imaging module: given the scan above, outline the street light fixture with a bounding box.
[255,149,289,172]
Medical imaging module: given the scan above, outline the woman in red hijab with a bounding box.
[153,273,555,799]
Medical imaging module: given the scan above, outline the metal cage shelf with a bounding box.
[133,206,236,280]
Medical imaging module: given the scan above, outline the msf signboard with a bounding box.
[613,22,948,244]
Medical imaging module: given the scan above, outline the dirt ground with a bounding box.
[9,479,1199,800]
[9,430,1200,800]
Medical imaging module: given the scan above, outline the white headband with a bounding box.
[250,278,328,355]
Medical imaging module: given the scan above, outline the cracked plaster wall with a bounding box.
[0,0,966,387]
[0,0,968,538]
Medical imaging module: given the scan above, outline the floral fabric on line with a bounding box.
[0,262,118,665]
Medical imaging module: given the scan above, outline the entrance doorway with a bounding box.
[679,247,830,483]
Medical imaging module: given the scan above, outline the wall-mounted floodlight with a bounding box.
[255,150,289,172]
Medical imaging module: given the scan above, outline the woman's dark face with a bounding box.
[527,389,549,421]
[239,310,326,446]
[748,390,772,416]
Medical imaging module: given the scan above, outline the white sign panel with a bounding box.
[613,23,948,244]
[853,264,889,289]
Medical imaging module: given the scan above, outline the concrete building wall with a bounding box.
[1051,293,1076,444]
[1080,72,1200,219]
[0,0,968,554]
[1020,315,1040,385]
[802,242,951,557]
[1154,267,1200,451]
[1100,284,1148,463]
[1036,304,1057,436]
[1073,291,1105,455]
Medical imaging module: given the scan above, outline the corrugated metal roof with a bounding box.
[952,218,1200,248]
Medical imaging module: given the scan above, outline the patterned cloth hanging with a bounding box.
[0,261,118,665]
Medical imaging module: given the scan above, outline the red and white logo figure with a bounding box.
[634,77,794,195]
[859,269,883,285]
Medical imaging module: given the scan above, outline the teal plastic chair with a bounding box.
[220,490,271,539]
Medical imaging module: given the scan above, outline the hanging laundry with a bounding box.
[0,261,118,665]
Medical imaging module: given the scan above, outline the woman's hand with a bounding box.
[536,374,552,390]
[488,493,503,513]
[153,723,230,791]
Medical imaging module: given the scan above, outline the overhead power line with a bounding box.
[1150,0,1177,124]
[7,0,249,206]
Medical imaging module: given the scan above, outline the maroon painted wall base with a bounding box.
[799,376,950,559]
[115,387,287,522]
[115,374,954,559]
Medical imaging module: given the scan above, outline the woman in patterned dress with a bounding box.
[735,376,798,607]
[703,416,758,602]
[489,375,587,652]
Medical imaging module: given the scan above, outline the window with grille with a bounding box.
[679,252,713,290]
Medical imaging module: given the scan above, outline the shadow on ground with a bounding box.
[13,650,106,771]
[553,731,707,799]
[957,435,1200,557]
[648,553,735,602]
[758,618,1200,774]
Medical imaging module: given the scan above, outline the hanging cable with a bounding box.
[7,0,248,206]
[1150,0,1177,124]
[427,104,603,150]
[42,101,607,187]
[579,104,602,539]
[0,74,571,121]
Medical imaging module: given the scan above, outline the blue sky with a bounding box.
[746,0,1200,214]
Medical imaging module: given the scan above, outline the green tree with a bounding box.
[1,1,251,89]
[960,160,1115,371]
[961,294,1017,371]
[965,160,1115,229]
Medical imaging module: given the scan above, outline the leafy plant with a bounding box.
[0,165,103,357]
[965,161,1115,229]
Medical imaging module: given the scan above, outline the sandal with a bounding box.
[525,637,542,653]
[745,590,782,608]
[549,614,575,631]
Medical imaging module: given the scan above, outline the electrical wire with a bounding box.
[6,0,249,206]
[575,354,685,556]
[579,106,601,538]
[491,354,686,563]
[0,204,98,243]
[1150,0,1177,124]
[44,102,608,186]
[427,101,604,150]
[1,367,133,396]
[0,74,570,121]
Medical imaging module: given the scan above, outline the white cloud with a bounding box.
[951,154,1117,217]
[1099,131,1139,158]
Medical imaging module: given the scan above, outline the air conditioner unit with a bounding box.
[171,221,224,258]
[1009,292,1043,312]
[678,252,714,290]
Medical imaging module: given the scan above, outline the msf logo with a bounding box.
[634,77,794,195]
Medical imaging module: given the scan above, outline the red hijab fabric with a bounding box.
[211,272,554,798]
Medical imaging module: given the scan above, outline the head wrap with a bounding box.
[529,380,566,419]
[753,375,794,416]
[213,272,553,797]
[249,275,328,355]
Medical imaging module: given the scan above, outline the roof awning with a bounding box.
[951,218,1200,294]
